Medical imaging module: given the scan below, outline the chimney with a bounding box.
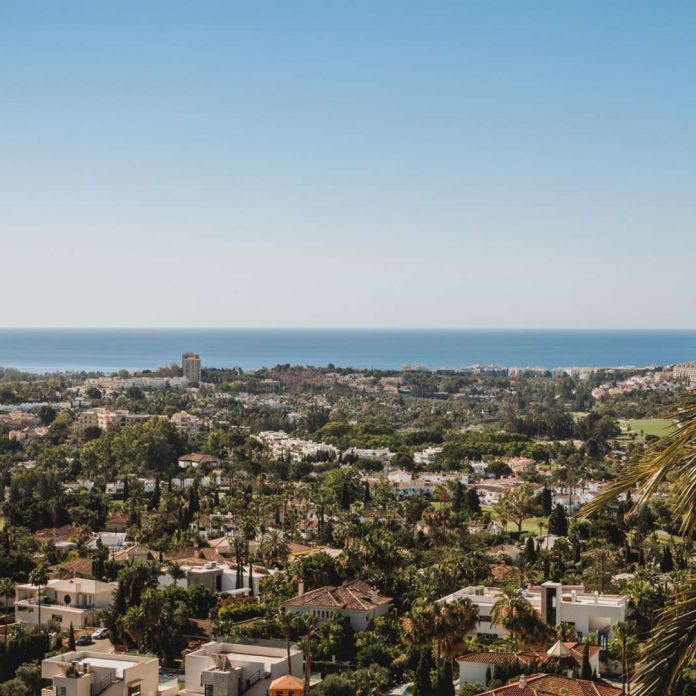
[298,581,305,597]
[519,674,527,689]
[371,590,379,604]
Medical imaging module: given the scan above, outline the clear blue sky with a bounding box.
[1,1,695,328]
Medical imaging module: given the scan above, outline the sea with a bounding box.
[0,329,695,374]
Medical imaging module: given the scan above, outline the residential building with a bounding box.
[178,453,220,469]
[282,580,392,632]
[180,640,302,696]
[457,640,602,687]
[440,582,626,643]
[183,353,202,383]
[170,411,201,437]
[41,650,176,696]
[15,577,117,629]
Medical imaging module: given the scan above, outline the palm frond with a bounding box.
[580,397,696,537]
[632,575,696,695]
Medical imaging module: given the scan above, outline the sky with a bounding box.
[1,1,695,329]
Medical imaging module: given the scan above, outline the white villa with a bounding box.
[41,650,176,696]
[15,578,117,629]
[282,580,393,632]
[180,640,303,696]
[441,582,626,644]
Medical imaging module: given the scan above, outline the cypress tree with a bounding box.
[581,642,592,680]
[413,648,435,696]
[548,504,568,536]
[68,622,76,651]
[466,487,482,515]
[660,545,674,572]
[540,486,553,516]
[524,536,537,563]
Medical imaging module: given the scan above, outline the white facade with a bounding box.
[15,578,117,629]
[441,582,626,642]
[181,641,302,696]
[41,650,175,696]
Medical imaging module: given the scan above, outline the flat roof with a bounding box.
[77,657,139,677]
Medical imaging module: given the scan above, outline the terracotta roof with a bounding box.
[270,675,305,690]
[458,643,601,671]
[179,453,219,463]
[475,673,621,696]
[282,580,392,611]
[111,545,156,562]
[36,524,81,542]
[52,558,94,579]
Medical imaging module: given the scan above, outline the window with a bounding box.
[57,688,67,696]
[204,686,214,696]
[128,686,142,696]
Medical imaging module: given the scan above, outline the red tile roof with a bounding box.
[475,673,621,696]
[282,580,392,611]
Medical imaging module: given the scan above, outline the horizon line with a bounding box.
[0,326,696,332]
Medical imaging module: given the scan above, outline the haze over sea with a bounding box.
[0,329,695,374]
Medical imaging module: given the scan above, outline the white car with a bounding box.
[91,627,109,640]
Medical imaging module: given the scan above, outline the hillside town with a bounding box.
[0,353,694,695]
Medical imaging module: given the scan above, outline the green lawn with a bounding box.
[482,505,546,534]
[618,417,675,442]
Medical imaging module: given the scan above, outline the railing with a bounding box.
[90,672,121,696]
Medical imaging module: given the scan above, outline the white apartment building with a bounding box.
[344,447,394,463]
[41,650,176,696]
[441,582,626,643]
[85,376,189,391]
[15,578,117,629]
[255,431,339,462]
[180,640,303,696]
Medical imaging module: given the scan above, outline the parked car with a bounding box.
[75,635,94,646]
[91,628,109,640]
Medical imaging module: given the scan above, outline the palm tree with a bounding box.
[29,563,49,631]
[580,397,696,694]
[491,587,538,648]
[0,577,13,643]
[434,598,480,694]
[168,563,186,587]
[258,530,290,567]
[278,609,296,673]
[296,613,320,696]
[401,604,437,696]
[612,621,639,695]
